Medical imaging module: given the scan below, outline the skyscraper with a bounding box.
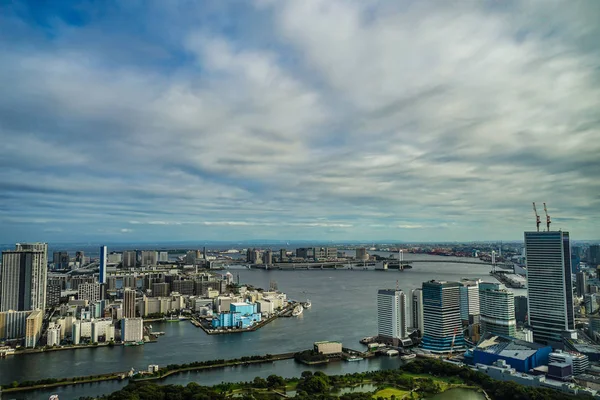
[377,289,408,345]
[411,288,424,335]
[459,280,480,323]
[514,296,528,325]
[99,246,107,284]
[525,231,575,345]
[123,289,137,318]
[479,282,516,337]
[421,280,464,353]
[0,243,48,312]
[78,282,102,302]
[576,272,588,297]
[122,251,137,268]
[589,245,600,267]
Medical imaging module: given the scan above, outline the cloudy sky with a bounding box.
[1,1,599,244]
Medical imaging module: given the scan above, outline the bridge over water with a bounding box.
[243,259,514,271]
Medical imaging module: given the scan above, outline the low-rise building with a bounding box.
[472,333,551,373]
[314,341,342,356]
[549,350,589,376]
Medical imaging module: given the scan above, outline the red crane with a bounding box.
[532,202,541,232]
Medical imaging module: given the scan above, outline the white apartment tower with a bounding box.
[377,289,408,345]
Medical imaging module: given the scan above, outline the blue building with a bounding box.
[421,280,465,353]
[473,333,551,373]
[212,302,261,329]
[99,246,107,284]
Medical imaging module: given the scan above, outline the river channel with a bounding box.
[0,254,522,399]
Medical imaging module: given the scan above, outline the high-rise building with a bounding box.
[479,282,516,337]
[525,231,575,345]
[122,251,137,268]
[584,294,598,315]
[52,251,70,269]
[279,249,287,261]
[356,247,368,261]
[158,251,169,263]
[123,289,137,318]
[75,251,85,265]
[140,251,158,267]
[514,296,528,325]
[263,250,273,265]
[377,289,408,345]
[99,246,107,284]
[78,283,102,303]
[152,282,170,297]
[459,280,480,324]
[421,280,464,353]
[0,243,48,312]
[46,283,62,308]
[123,275,137,289]
[411,288,424,334]
[589,245,600,267]
[576,272,588,297]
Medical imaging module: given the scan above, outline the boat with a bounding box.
[360,336,376,344]
[346,356,363,362]
[124,341,144,347]
[401,354,416,360]
[151,331,165,336]
[303,299,312,309]
[292,304,304,317]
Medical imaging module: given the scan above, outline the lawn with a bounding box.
[373,387,410,399]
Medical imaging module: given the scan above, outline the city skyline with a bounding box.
[1,2,600,243]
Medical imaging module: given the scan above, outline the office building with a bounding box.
[107,252,122,263]
[576,272,588,297]
[525,231,575,345]
[514,296,528,325]
[158,251,169,263]
[99,246,107,284]
[589,316,600,342]
[123,289,137,319]
[140,251,157,267]
[421,280,464,353]
[356,247,368,261]
[549,350,589,376]
[1,243,48,312]
[78,283,102,302]
[75,251,85,265]
[479,282,516,337]
[70,276,94,290]
[122,251,137,268]
[121,318,144,342]
[589,245,600,267]
[411,288,424,334]
[25,310,43,348]
[460,280,480,323]
[377,289,408,345]
[53,251,70,269]
[171,280,194,296]
[279,249,287,261]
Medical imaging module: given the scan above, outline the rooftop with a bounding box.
[475,333,549,360]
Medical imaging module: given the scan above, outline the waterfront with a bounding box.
[0,255,523,399]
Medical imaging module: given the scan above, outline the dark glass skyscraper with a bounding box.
[525,231,574,345]
[421,280,464,353]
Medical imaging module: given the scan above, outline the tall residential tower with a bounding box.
[377,289,408,346]
[0,243,48,312]
[479,282,516,337]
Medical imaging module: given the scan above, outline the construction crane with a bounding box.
[448,326,459,359]
[543,202,551,231]
[532,202,541,232]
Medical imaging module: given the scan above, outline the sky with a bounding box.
[1,0,599,244]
